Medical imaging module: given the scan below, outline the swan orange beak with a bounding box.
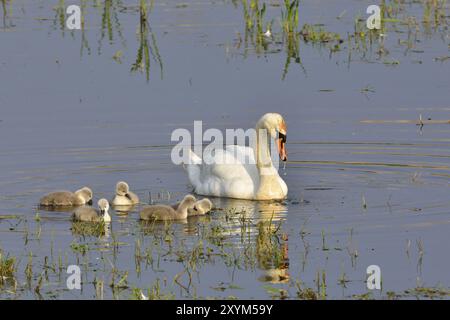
[276,132,287,162]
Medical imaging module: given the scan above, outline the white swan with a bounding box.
[184,113,288,200]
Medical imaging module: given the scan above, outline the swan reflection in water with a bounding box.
[113,204,137,215]
[207,198,290,284]
[212,197,288,222]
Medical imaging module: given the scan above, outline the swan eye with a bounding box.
[278,132,287,143]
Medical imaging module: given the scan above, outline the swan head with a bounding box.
[257,113,287,162]
[75,187,93,204]
[116,181,132,199]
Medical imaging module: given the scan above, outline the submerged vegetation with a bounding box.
[233,0,448,78]
[299,24,341,43]
[1,203,448,299]
[0,251,16,286]
[281,0,299,35]
[2,0,446,81]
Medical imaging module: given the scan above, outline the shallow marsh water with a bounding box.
[0,0,449,299]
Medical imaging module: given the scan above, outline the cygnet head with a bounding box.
[193,198,213,215]
[75,187,93,203]
[180,194,197,210]
[116,181,130,197]
[98,198,110,214]
[97,199,111,223]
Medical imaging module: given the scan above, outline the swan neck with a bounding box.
[76,193,86,203]
[103,210,111,222]
[177,203,189,219]
[255,122,274,171]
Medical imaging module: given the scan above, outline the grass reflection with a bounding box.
[1,0,14,29]
[130,0,163,82]
[50,0,163,82]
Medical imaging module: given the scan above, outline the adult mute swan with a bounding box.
[184,113,288,200]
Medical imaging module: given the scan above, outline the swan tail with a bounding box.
[187,148,202,165]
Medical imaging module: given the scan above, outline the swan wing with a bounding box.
[185,146,258,199]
